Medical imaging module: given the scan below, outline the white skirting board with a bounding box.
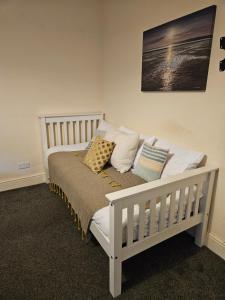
[207,233,225,260]
[0,173,46,192]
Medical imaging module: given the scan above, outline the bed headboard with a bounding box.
[39,112,104,171]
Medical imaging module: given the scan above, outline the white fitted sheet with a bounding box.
[46,142,88,157]
[92,187,202,243]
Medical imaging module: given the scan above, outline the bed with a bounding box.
[39,112,218,298]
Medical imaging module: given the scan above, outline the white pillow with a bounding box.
[140,133,156,141]
[119,126,156,149]
[103,128,119,142]
[104,129,140,173]
[155,139,205,178]
[119,126,137,135]
[97,120,114,133]
[133,136,156,167]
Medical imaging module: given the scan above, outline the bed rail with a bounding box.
[106,166,217,297]
[39,112,104,172]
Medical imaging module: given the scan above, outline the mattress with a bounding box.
[92,187,202,243]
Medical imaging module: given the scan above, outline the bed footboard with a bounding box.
[105,166,217,297]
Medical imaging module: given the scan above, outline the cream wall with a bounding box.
[0,0,102,180]
[102,0,225,244]
[0,0,224,254]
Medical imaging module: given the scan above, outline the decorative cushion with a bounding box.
[119,126,157,162]
[133,136,156,167]
[104,129,140,173]
[85,120,114,150]
[83,136,115,174]
[155,139,205,178]
[86,133,104,150]
[132,143,169,182]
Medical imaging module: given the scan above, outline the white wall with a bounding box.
[102,0,225,247]
[0,0,102,180]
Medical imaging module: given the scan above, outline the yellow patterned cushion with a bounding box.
[83,136,115,174]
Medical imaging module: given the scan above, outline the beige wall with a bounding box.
[0,0,224,248]
[102,0,225,243]
[0,0,102,180]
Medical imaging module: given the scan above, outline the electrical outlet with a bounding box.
[18,161,30,170]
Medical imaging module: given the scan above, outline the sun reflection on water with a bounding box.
[161,45,174,91]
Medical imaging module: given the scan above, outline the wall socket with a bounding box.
[18,161,30,170]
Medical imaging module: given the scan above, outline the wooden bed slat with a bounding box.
[168,191,176,227]
[81,120,86,142]
[185,185,193,219]
[93,119,97,135]
[75,121,80,144]
[49,122,55,147]
[127,205,134,246]
[159,195,167,231]
[57,122,61,145]
[177,188,186,223]
[149,198,156,235]
[194,182,203,215]
[72,121,76,144]
[87,120,92,141]
[68,121,73,145]
[138,202,145,240]
[63,121,68,145]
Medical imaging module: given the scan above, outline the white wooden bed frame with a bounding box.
[39,113,218,298]
[39,112,104,173]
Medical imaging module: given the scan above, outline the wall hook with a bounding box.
[220,37,225,49]
[220,59,225,72]
[219,37,225,71]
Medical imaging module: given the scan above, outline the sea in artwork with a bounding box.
[141,38,212,91]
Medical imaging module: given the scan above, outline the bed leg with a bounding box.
[109,257,122,298]
[195,222,207,247]
[195,170,216,247]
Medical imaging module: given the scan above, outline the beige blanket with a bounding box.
[48,151,145,234]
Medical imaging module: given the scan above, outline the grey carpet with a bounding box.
[0,184,224,300]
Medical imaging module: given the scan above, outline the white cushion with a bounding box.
[119,126,137,135]
[120,126,156,150]
[97,120,114,133]
[119,126,154,141]
[155,139,205,178]
[140,133,155,141]
[133,136,156,167]
[104,129,139,173]
[103,128,119,142]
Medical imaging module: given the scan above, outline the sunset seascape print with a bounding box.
[141,6,216,91]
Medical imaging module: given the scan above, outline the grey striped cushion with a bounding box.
[132,143,169,182]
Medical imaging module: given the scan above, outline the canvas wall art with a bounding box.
[141,6,216,91]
